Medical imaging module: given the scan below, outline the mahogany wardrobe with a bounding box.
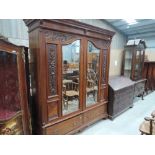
[25,19,115,134]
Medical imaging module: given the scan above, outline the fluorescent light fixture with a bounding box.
[123,19,138,25]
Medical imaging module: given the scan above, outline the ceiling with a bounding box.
[104,19,155,39]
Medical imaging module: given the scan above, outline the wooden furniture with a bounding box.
[139,110,155,135]
[108,76,135,119]
[134,79,146,100]
[0,39,31,135]
[151,110,155,118]
[143,61,155,92]
[24,19,115,135]
[121,39,146,99]
[139,117,155,135]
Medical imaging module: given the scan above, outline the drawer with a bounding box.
[0,112,23,135]
[84,104,107,124]
[45,115,82,135]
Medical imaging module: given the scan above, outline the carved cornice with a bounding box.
[24,19,115,38]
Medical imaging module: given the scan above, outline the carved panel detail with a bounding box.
[102,40,111,49]
[45,31,76,43]
[102,50,107,84]
[47,44,57,96]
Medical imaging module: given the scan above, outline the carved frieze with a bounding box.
[45,30,76,43]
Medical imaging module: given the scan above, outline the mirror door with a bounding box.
[86,41,100,107]
[62,40,81,115]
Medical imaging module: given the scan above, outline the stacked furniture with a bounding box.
[0,38,31,135]
[24,19,115,134]
[108,76,135,119]
[121,39,147,99]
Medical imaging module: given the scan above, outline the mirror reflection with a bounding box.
[62,40,80,115]
[86,41,100,107]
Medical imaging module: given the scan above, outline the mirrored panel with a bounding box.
[62,40,80,115]
[135,51,141,79]
[86,41,100,107]
[124,50,132,77]
[0,51,21,121]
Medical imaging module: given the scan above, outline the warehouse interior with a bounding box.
[0,19,155,136]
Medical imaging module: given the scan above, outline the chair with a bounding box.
[63,82,79,109]
[139,117,155,135]
[86,69,98,101]
[139,110,155,135]
[151,110,155,118]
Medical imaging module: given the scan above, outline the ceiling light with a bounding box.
[123,19,138,25]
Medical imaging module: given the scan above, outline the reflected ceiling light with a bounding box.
[123,19,138,25]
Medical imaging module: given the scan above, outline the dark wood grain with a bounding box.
[25,19,114,135]
[108,76,135,119]
[143,61,155,92]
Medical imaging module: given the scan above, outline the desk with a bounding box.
[108,76,135,119]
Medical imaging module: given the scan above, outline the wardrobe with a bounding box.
[25,19,115,134]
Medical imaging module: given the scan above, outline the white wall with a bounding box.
[144,37,155,61]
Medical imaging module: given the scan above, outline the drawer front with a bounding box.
[84,104,107,124]
[114,86,134,100]
[115,85,134,95]
[0,114,23,135]
[45,115,82,135]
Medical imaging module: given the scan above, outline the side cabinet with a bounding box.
[0,39,31,135]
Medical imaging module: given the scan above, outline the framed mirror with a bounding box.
[62,40,80,115]
[86,41,100,107]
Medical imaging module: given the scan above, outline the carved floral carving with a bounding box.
[102,40,111,49]
[45,31,75,43]
[47,44,57,96]
[102,50,107,84]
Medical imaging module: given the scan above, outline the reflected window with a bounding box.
[62,40,80,115]
[86,41,100,107]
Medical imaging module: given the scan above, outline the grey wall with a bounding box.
[144,37,155,61]
[0,19,127,76]
[77,19,127,76]
[0,19,29,47]
[77,19,127,49]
